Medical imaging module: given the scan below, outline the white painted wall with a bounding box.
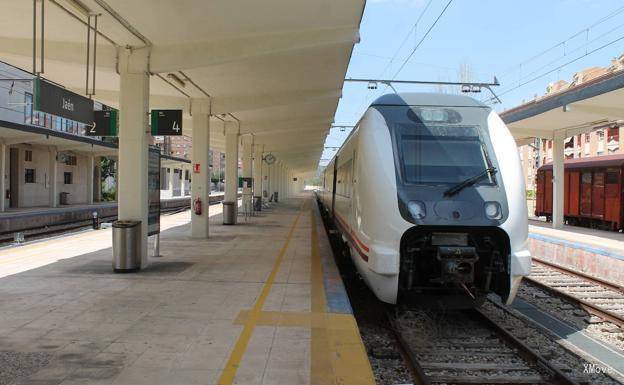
[10,144,92,207]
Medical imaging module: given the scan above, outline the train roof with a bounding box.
[370,92,487,108]
[538,153,624,171]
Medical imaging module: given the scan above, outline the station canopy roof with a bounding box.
[501,69,624,145]
[0,0,365,177]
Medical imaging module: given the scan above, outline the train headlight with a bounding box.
[408,200,426,220]
[484,201,502,219]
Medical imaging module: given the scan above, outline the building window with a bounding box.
[64,172,73,184]
[25,150,33,162]
[585,133,590,142]
[64,155,77,166]
[24,92,33,124]
[597,130,605,141]
[185,170,190,180]
[25,169,35,183]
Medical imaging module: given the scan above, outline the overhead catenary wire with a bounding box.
[493,3,624,91]
[486,32,624,104]
[390,0,454,80]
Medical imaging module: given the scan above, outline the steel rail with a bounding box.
[387,305,580,385]
[386,314,431,385]
[524,276,624,329]
[532,257,624,293]
[471,306,581,385]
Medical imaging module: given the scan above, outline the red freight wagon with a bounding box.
[535,154,624,231]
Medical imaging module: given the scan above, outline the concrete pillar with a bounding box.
[48,147,57,208]
[87,154,95,204]
[241,136,253,211]
[275,162,281,201]
[0,142,5,212]
[552,131,565,229]
[253,143,262,208]
[191,98,211,238]
[268,162,274,200]
[168,167,175,197]
[224,123,239,220]
[117,47,150,266]
[94,156,102,202]
[280,164,285,200]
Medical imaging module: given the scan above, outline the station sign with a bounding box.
[86,109,118,137]
[34,78,94,124]
[151,109,182,136]
[147,146,161,236]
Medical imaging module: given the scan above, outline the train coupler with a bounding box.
[431,246,479,284]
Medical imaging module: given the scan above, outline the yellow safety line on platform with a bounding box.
[310,206,376,385]
[233,309,357,330]
[216,202,304,385]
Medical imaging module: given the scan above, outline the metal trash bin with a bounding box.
[222,201,237,225]
[112,220,141,273]
[59,192,69,205]
[253,196,262,211]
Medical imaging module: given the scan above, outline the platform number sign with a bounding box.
[151,109,183,136]
[87,110,118,136]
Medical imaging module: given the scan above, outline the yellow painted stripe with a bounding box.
[216,203,303,385]
[233,310,357,330]
[310,204,377,385]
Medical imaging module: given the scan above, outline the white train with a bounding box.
[319,93,531,307]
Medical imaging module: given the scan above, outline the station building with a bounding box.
[0,61,192,211]
[517,54,624,192]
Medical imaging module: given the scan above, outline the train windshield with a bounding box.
[384,105,497,186]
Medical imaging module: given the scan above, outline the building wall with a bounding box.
[8,144,92,207]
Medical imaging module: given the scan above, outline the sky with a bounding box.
[319,0,624,168]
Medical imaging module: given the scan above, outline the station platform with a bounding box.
[0,196,375,385]
[528,219,624,285]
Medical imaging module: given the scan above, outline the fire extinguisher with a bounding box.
[194,197,202,215]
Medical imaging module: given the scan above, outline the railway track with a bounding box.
[525,258,624,329]
[0,205,191,245]
[388,301,583,385]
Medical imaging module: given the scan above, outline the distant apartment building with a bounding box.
[518,54,624,191]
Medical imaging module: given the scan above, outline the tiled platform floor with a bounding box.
[0,196,374,385]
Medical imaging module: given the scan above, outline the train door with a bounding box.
[9,148,19,208]
[591,171,605,219]
[604,169,620,228]
[535,171,544,214]
[544,170,553,214]
[580,171,592,216]
[568,171,580,216]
